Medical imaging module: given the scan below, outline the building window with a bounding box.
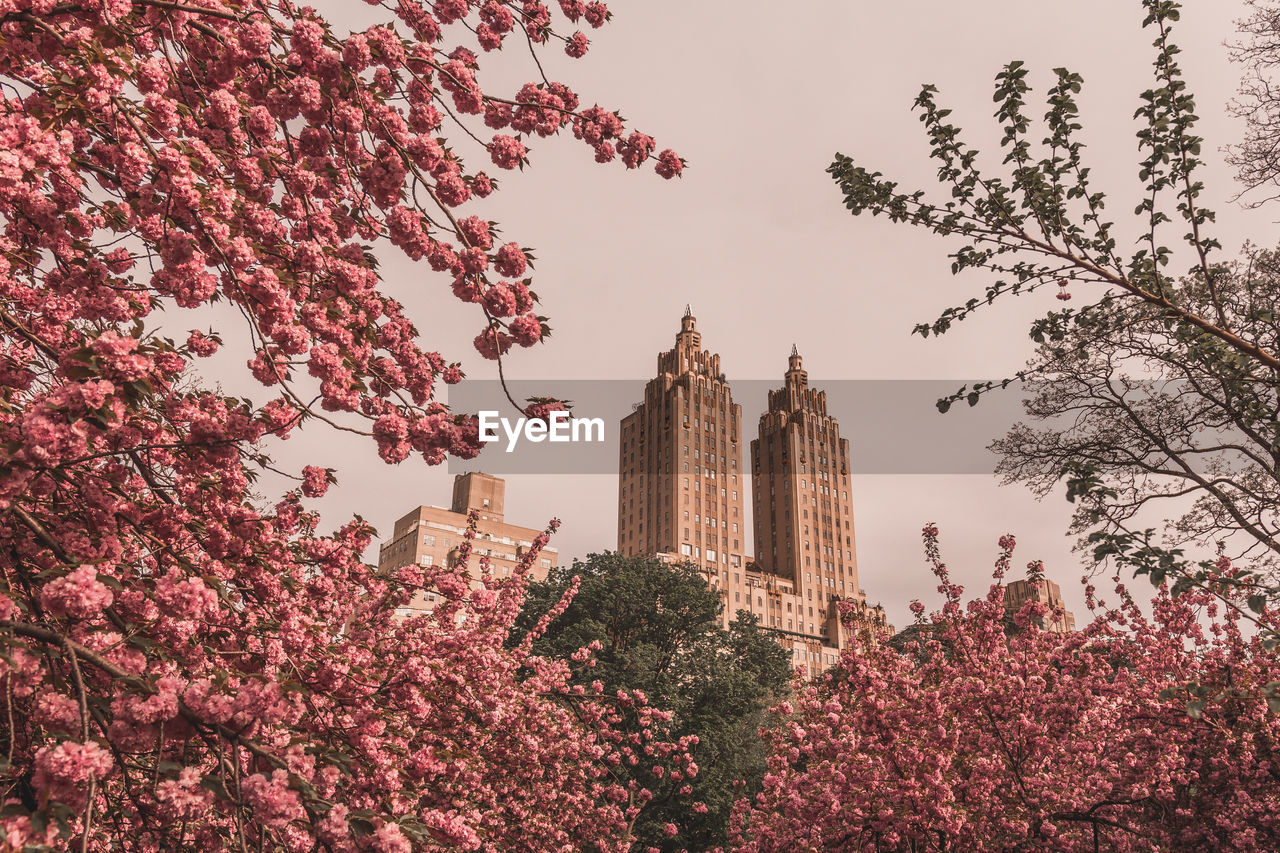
[420,555,434,566]
[424,535,435,546]
[541,558,551,568]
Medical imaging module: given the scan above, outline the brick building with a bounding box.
[1004,576,1077,633]
[618,306,746,573]
[619,310,888,672]
[377,472,557,616]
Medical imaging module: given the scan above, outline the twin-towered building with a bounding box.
[378,309,1071,661]
[618,309,889,671]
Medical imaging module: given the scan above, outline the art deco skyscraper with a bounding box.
[619,313,888,671]
[751,347,874,656]
[617,309,748,591]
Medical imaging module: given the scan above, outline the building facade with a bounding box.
[619,311,888,672]
[378,472,557,615]
[617,307,748,576]
[749,345,886,665]
[1004,576,1077,633]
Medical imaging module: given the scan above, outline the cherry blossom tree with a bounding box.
[731,526,1280,852]
[0,0,693,848]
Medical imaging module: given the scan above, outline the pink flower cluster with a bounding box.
[489,134,528,169]
[732,527,1280,851]
[39,565,114,619]
[0,0,692,849]
[33,741,113,811]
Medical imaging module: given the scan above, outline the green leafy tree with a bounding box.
[827,0,1280,655]
[513,552,791,852]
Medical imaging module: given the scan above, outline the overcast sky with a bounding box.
[223,1,1278,629]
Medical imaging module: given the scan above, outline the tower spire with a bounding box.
[787,345,804,377]
[679,305,697,336]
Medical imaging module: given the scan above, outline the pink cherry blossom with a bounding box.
[510,313,545,346]
[483,283,520,317]
[732,526,1280,851]
[39,565,114,619]
[186,330,221,357]
[301,465,331,498]
[0,1,689,848]
[566,32,590,58]
[474,326,515,359]
[33,741,113,812]
[489,134,529,170]
[494,242,530,277]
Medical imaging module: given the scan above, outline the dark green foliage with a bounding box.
[512,552,791,852]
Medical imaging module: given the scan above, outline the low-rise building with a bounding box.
[377,472,557,615]
[1005,576,1077,633]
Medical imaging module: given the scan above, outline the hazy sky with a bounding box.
[222,1,1277,629]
